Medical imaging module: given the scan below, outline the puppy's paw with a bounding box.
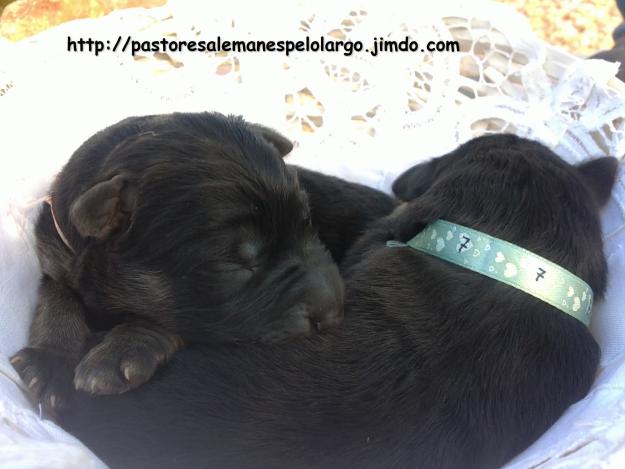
[74,330,182,395]
[10,347,75,414]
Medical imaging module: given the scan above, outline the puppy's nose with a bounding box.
[304,270,344,332]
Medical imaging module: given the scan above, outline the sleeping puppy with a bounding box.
[11,112,375,414]
[59,134,617,469]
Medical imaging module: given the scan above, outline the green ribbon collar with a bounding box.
[387,219,593,326]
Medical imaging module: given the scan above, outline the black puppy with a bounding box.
[60,134,617,469]
[11,112,371,412]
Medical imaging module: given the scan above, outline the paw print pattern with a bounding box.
[572,296,581,312]
[503,263,517,278]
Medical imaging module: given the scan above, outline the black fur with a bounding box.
[11,112,355,409]
[294,167,398,263]
[60,134,617,468]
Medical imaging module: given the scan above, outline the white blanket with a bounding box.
[1,1,624,467]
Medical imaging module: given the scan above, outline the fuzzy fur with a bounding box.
[11,113,369,410]
[60,134,617,469]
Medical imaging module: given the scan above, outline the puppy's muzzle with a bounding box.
[259,254,344,343]
[280,262,344,337]
[301,269,344,331]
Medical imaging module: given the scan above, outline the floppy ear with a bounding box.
[250,123,293,157]
[577,157,619,207]
[69,174,135,239]
[392,159,439,201]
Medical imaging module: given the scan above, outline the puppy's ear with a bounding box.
[392,159,438,201]
[69,174,135,239]
[577,157,619,207]
[250,123,293,157]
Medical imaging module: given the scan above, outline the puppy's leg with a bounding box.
[74,321,182,394]
[11,275,90,413]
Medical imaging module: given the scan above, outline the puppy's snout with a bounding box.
[302,269,344,332]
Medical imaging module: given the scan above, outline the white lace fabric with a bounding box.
[0,1,624,467]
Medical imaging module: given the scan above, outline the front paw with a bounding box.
[74,331,182,395]
[10,347,75,414]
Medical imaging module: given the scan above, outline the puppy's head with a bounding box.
[68,114,343,343]
[386,134,618,297]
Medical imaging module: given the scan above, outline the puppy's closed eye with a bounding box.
[238,241,260,267]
